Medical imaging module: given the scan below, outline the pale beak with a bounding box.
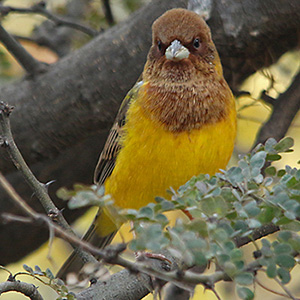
[165,40,190,61]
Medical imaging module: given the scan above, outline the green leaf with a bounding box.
[236,286,254,300]
[275,254,295,269]
[277,267,291,284]
[235,272,254,286]
[274,243,292,255]
[230,248,243,261]
[277,169,286,177]
[227,167,243,185]
[265,166,276,176]
[266,263,277,278]
[244,201,260,217]
[139,206,154,219]
[278,231,292,241]
[192,251,207,266]
[185,220,208,237]
[266,154,281,162]
[258,207,275,223]
[160,200,175,211]
[274,137,294,152]
[250,151,266,169]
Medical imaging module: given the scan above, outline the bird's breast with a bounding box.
[104,88,236,210]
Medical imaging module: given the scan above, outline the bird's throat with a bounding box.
[139,77,233,132]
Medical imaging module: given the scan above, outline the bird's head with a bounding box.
[143,8,222,84]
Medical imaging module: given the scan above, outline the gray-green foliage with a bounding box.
[59,137,300,299]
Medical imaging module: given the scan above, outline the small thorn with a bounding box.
[48,209,60,221]
[0,137,9,148]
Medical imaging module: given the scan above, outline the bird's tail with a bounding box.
[56,211,117,281]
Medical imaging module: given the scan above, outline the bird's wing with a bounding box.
[94,80,144,185]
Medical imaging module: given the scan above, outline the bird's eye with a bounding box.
[193,38,200,49]
[157,40,162,51]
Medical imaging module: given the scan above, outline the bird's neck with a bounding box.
[139,77,233,132]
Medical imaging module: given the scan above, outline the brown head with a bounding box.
[141,8,233,132]
[143,8,222,83]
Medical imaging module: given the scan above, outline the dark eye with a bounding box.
[193,38,200,49]
[157,40,162,51]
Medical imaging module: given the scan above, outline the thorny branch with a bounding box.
[0,102,96,266]
[0,1,97,37]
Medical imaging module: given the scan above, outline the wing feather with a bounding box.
[93,80,143,185]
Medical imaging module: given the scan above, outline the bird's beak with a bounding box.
[165,40,190,61]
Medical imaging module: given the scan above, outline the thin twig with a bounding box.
[0,2,98,37]
[255,278,296,299]
[102,0,114,25]
[0,102,95,266]
[255,71,300,145]
[0,24,47,75]
[273,277,297,300]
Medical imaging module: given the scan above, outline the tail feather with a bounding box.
[56,212,116,280]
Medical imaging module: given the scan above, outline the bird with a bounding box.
[57,7,237,279]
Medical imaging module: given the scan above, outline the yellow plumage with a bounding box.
[98,81,236,236]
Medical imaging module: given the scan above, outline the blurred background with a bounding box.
[0,0,299,299]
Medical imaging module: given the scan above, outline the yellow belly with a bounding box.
[105,99,236,210]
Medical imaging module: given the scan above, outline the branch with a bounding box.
[0,280,43,300]
[0,23,46,75]
[0,2,97,37]
[255,72,300,145]
[0,102,96,267]
[102,0,114,26]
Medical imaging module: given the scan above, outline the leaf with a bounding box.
[274,243,292,255]
[250,151,266,169]
[45,268,54,280]
[34,265,44,276]
[192,251,207,266]
[227,167,243,185]
[23,264,33,274]
[265,166,276,176]
[277,169,286,177]
[138,206,154,219]
[235,272,254,286]
[278,231,292,241]
[266,154,281,162]
[275,254,295,269]
[266,263,277,278]
[274,137,294,152]
[277,267,291,284]
[244,201,260,217]
[236,286,254,300]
